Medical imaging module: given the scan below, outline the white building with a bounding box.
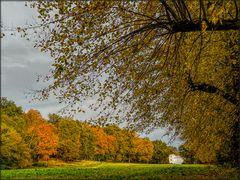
[169,154,184,164]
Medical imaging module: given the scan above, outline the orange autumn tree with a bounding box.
[36,123,58,161]
[24,109,58,161]
[91,126,115,161]
[24,109,44,160]
[133,137,154,162]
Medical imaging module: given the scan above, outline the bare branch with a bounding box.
[234,0,239,20]
[199,0,207,20]
[160,0,179,21]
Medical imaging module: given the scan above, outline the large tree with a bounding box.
[12,0,240,165]
[1,97,23,117]
[1,121,32,169]
[151,140,177,164]
[56,118,81,161]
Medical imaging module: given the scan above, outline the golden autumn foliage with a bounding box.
[56,119,81,161]
[1,123,32,168]
[16,0,239,165]
[1,0,239,166]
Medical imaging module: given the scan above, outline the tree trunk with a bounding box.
[231,118,240,166]
[231,59,240,167]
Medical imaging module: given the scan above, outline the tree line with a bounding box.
[1,97,177,169]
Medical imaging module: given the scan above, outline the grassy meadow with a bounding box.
[1,160,239,179]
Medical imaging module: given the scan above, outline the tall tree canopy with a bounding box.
[1,123,32,169]
[56,119,81,161]
[1,97,23,117]
[15,0,240,165]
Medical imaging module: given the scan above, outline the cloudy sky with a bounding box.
[1,2,182,147]
[2,2,64,116]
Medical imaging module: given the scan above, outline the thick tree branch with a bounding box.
[188,77,239,105]
[172,19,240,32]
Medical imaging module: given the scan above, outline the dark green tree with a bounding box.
[56,119,81,161]
[179,144,199,164]
[151,140,177,164]
[77,122,96,160]
[1,97,23,117]
[48,113,62,124]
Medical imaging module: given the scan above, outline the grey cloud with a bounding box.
[2,2,39,28]
[1,2,58,118]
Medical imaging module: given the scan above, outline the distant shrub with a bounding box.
[0,164,11,170]
[32,162,48,167]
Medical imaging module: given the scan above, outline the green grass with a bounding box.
[1,161,239,179]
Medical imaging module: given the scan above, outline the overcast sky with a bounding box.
[1,2,182,147]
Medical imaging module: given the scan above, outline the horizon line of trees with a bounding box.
[1,97,178,169]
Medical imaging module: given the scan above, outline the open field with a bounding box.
[1,161,239,179]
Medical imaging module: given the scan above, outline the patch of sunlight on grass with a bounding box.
[46,159,103,168]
